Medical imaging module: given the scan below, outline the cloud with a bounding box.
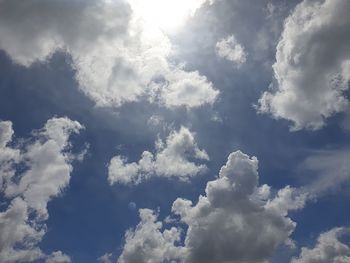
[117,151,307,263]
[157,69,218,108]
[4,118,83,218]
[258,0,350,130]
[0,121,14,148]
[147,115,164,128]
[0,197,44,263]
[301,149,350,196]
[173,151,306,263]
[0,117,84,262]
[291,228,350,263]
[117,209,184,263]
[0,0,218,108]
[45,251,71,263]
[216,35,247,66]
[98,253,113,263]
[108,127,209,185]
[0,121,20,190]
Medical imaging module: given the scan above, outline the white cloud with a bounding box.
[0,117,84,262]
[266,186,307,216]
[108,127,209,185]
[0,197,44,263]
[0,121,20,191]
[216,35,247,66]
[4,118,83,218]
[0,0,218,108]
[158,69,219,108]
[118,209,184,263]
[291,228,350,263]
[98,253,113,263]
[117,151,307,263]
[45,251,71,263]
[173,151,306,263]
[302,149,350,196]
[258,0,350,130]
[0,121,14,148]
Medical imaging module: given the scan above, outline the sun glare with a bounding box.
[129,0,204,32]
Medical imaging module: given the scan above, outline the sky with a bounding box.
[0,0,350,262]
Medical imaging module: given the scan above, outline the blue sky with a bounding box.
[1,0,350,262]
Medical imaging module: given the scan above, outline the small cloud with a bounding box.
[291,228,350,263]
[147,115,164,127]
[108,127,209,185]
[216,35,247,66]
[97,253,113,263]
[128,202,137,210]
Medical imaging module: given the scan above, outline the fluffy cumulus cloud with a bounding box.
[216,35,247,66]
[0,0,218,108]
[108,127,209,185]
[117,151,307,263]
[291,228,350,263]
[173,151,306,263]
[259,0,350,130]
[0,117,84,263]
[118,209,184,263]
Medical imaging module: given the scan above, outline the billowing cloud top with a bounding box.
[117,151,307,263]
[0,0,218,108]
[259,0,350,130]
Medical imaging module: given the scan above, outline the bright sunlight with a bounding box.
[129,0,207,31]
